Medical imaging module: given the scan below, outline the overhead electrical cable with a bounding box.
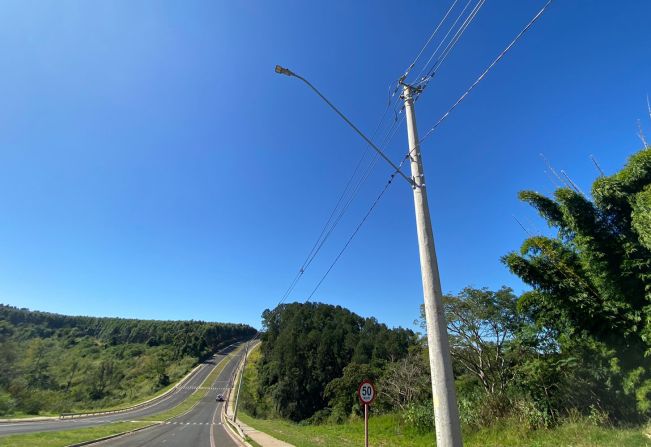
[272,70,412,307]
[419,0,555,142]
[412,0,476,86]
[274,152,370,306]
[419,0,487,89]
[301,97,411,275]
[384,0,465,126]
[304,156,410,303]
[401,0,461,82]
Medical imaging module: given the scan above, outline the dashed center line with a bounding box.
[178,386,227,391]
[163,421,222,426]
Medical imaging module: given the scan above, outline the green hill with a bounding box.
[0,304,255,416]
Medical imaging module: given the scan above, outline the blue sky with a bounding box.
[0,1,649,330]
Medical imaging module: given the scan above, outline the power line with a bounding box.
[401,0,461,83]
[301,152,370,265]
[287,110,407,299]
[419,0,486,89]
[389,0,476,126]
[414,0,479,87]
[419,0,555,142]
[276,66,412,185]
[275,144,377,308]
[272,68,411,308]
[305,158,408,303]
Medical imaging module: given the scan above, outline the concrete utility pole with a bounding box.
[273,65,462,447]
[402,84,463,447]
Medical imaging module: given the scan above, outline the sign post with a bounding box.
[358,380,376,447]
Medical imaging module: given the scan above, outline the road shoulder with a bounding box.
[223,342,294,447]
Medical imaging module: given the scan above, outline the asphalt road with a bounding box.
[0,343,243,440]
[99,344,243,447]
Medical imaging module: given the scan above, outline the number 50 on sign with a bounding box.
[358,380,375,405]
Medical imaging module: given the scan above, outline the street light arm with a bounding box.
[274,65,413,187]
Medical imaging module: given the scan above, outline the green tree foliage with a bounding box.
[0,304,255,416]
[256,302,417,422]
[441,287,529,395]
[503,147,651,418]
[324,363,379,422]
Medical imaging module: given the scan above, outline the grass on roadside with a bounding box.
[0,421,153,447]
[239,411,651,447]
[245,435,264,447]
[0,412,59,419]
[98,374,186,412]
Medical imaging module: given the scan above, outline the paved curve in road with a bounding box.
[98,343,243,447]
[0,343,243,438]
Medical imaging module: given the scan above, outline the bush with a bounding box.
[458,391,513,428]
[512,398,553,430]
[0,391,15,415]
[20,393,43,415]
[402,402,434,433]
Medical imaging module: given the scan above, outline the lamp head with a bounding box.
[275,65,293,76]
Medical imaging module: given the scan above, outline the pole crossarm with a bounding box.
[274,65,414,187]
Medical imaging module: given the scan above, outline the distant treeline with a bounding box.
[0,304,255,359]
[0,304,255,416]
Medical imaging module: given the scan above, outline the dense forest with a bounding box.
[242,147,651,433]
[0,305,255,416]
[241,302,419,422]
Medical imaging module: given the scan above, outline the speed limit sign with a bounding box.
[357,380,376,405]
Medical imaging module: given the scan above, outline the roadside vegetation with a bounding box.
[240,147,651,444]
[1,344,243,447]
[238,412,650,447]
[0,305,255,416]
[0,421,154,447]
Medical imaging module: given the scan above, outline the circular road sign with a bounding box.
[358,380,376,405]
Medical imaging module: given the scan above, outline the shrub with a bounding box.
[402,402,434,433]
[0,391,15,415]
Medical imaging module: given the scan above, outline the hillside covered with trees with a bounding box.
[0,305,255,416]
[241,302,419,422]
[241,147,651,436]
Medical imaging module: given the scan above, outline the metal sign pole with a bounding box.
[364,403,369,447]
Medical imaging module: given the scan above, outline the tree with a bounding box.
[378,350,430,411]
[324,363,379,423]
[0,321,17,388]
[419,287,531,395]
[88,359,118,400]
[23,339,53,390]
[258,302,417,422]
[503,147,651,415]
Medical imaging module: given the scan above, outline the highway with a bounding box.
[0,343,244,446]
[100,360,241,447]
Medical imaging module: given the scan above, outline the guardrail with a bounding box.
[58,340,244,420]
[59,363,203,420]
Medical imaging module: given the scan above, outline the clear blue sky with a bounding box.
[0,1,650,330]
